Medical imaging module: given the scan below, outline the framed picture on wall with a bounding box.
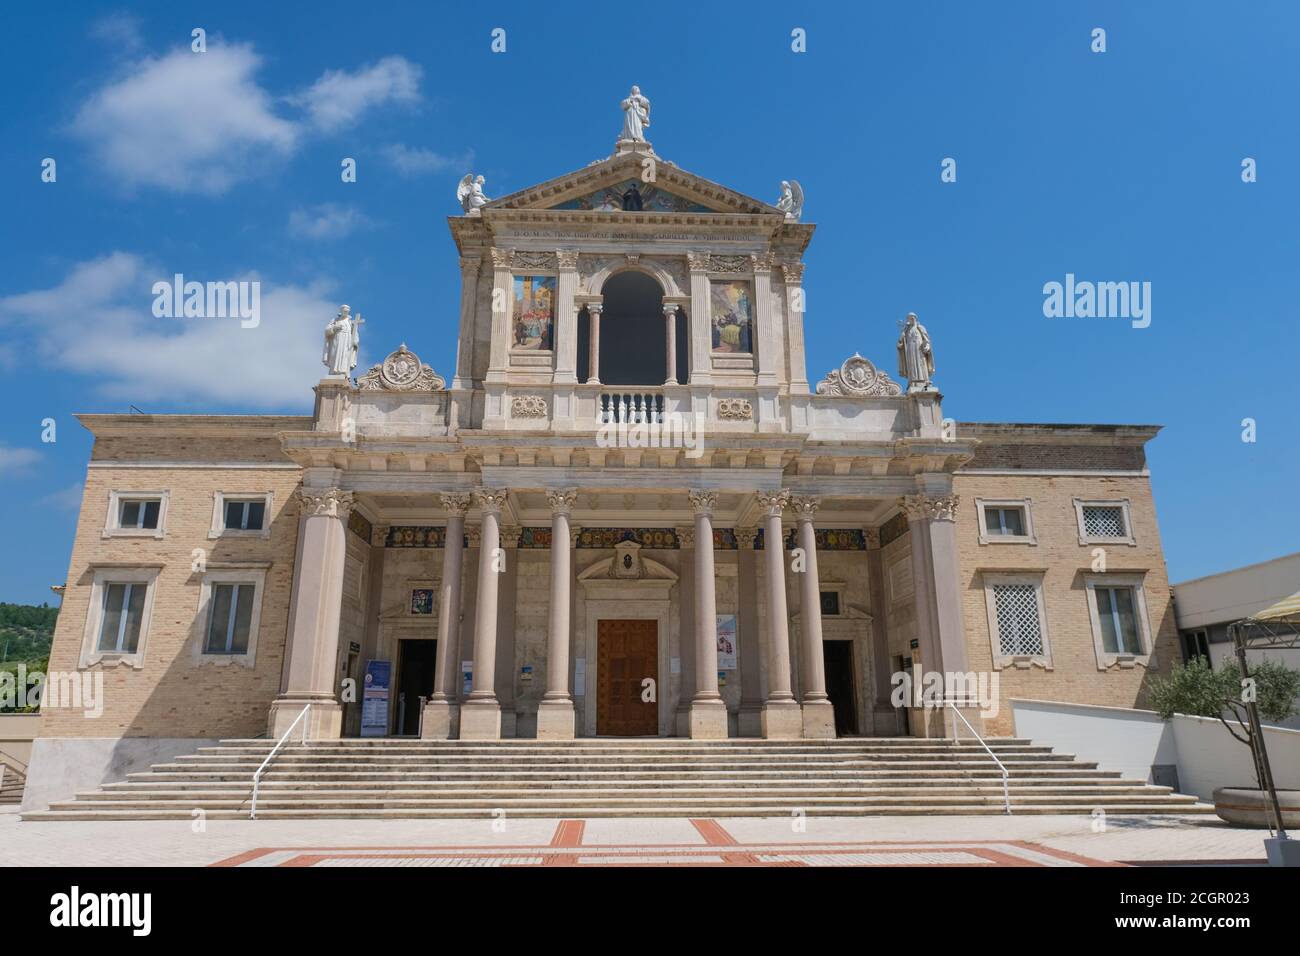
[408,584,435,616]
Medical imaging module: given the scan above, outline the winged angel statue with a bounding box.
[457,174,490,215]
[775,180,804,221]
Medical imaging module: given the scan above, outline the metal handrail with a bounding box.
[250,703,311,820]
[947,700,1010,814]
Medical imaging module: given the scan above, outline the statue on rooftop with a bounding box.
[457,174,490,215]
[775,180,804,221]
[620,85,651,142]
[896,313,935,391]
[323,304,362,377]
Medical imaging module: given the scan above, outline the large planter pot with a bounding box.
[1212,787,1300,828]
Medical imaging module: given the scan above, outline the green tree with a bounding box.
[1148,656,1300,787]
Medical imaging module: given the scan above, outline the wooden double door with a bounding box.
[596,619,659,736]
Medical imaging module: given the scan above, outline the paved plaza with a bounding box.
[0,807,1271,867]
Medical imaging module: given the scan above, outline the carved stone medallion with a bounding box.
[815,354,902,398]
[358,344,445,391]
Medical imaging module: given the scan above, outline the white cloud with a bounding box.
[0,253,343,409]
[0,446,41,475]
[291,56,421,132]
[382,143,467,177]
[37,483,86,512]
[71,44,297,194]
[287,203,372,240]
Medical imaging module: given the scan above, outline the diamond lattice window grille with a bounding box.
[1082,505,1126,539]
[992,583,1044,656]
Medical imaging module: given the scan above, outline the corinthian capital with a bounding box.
[901,493,959,523]
[755,490,790,517]
[473,488,509,514]
[440,492,472,516]
[734,527,759,549]
[297,487,353,519]
[546,488,579,515]
[687,489,717,516]
[788,495,821,520]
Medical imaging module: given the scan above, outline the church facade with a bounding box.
[29,100,1181,802]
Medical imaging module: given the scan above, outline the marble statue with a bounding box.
[775,180,804,221]
[620,85,651,142]
[896,313,934,390]
[323,304,362,377]
[456,174,490,215]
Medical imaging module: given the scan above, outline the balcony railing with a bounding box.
[599,390,664,425]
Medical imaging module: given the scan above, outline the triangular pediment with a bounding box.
[485,150,781,217]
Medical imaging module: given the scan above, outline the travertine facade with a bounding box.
[29,124,1180,802]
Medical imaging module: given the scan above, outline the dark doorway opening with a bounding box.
[397,639,437,736]
[822,640,858,736]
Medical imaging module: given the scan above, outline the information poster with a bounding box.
[360,660,391,737]
[716,614,738,670]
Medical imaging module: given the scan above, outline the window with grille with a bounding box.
[204,583,256,655]
[1082,505,1127,539]
[992,583,1044,656]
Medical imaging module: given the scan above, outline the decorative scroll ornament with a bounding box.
[512,250,557,270]
[358,344,445,392]
[815,353,902,398]
[511,394,548,419]
[708,254,751,274]
[716,397,753,421]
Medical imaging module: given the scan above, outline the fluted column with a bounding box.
[587,303,603,384]
[460,488,508,739]
[791,495,835,738]
[663,303,679,385]
[422,493,470,739]
[756,491,801,738]
[538,489,578,739]
[269,487,354,739]
[687,490,728,738]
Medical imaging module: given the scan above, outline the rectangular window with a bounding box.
[819,590,841,616]
[991,583,1044,656]
[223,499,266,531]
[1180,629,1210,664]
[1082,505,1127,539]
[119,498,161,530]
[984,506,1026,537]
[204,583,256,655]
[1094,585,1141,654]
[97,582,147,653]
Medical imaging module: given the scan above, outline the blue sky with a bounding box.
[0,1,1296,604]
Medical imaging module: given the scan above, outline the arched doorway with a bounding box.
[586,271,664,386]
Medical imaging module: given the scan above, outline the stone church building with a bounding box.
[28,107,1181,806]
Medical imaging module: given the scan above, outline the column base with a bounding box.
[801,699,837,739]
[268,697,341,740]
[688,699,728,739]
[420,698,458,740]
[760,700,803,739]
[536,699,576,740]
[737,702,763,737]
[458,699,502,740]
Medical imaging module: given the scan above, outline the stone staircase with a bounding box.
[0,763,25,806]
[21,738,1214,820]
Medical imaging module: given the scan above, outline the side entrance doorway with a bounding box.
[822,639,858,736]
[396,639,436,736]
[596,619,658,736]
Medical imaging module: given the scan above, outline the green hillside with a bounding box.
[1,603,57,711]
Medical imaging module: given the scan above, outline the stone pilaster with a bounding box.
[779,259,810,394]
[460,488,508,739]
[756,490,801,738]
[555,251,580,385]
[497,524,522,738]
[422,494,470,739]
[451,253,481,391]
[687,490,727,738]
[269,487,354,739]
[791,495,835,738]
[538,489,578,739]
